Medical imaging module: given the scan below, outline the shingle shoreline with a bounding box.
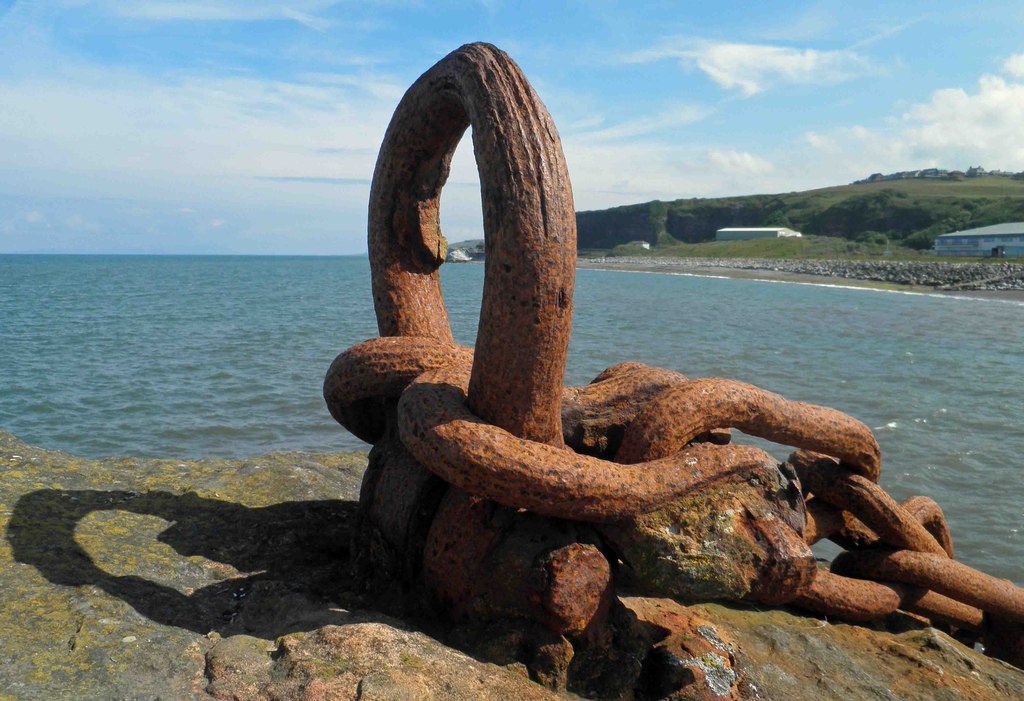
[581,257,1024,291]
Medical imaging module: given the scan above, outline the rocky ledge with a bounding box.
[586,257,1024,291]
[2,430,1023,700]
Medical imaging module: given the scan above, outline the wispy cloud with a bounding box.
[624,38,871,97]
[315,146,377,155]
[0,64,395,187]
[255,175,371,186]
[281,7,332,31]
[571,104,711,142]
[845,18,923,51]
[754,1,840,42]
[79,1,341,27]
[300,71,405,101]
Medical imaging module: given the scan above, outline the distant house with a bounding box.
[933,223,1024,258]
[715,227,803,241]
[625,240,651,250]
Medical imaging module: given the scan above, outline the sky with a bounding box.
[2,1,1024,254]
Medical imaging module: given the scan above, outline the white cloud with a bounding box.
[779,73,1024,189]
[563,72,1024,207]
[803,130,837,153]
[899,75,1024,167]
[560,138,791,212]
[705,148,774,175]
[1002,53,1024,78]
[625,39,870,97]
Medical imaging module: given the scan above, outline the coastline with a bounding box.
[577,256,1024,302]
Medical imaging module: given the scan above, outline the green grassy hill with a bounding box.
[575,176,1024,255]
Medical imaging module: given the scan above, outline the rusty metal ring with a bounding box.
[368,42,575,445]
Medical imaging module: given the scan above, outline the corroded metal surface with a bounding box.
[792,451,947,556]
[901,589,984,632]
[325,336,474,443]
[901,495,955,558]
[325,40,1024,683]
[793,569,904,623]
[560,362,692,458]
[832,549,1024,624]
[398,362,791,522]
[367,41,574,445]
[358,41,613,641]
[616,378,881,480]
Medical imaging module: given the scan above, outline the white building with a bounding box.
[933,223,1024,258]
[715,227,803,241]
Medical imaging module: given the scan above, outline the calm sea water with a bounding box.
[1,255,1022,581]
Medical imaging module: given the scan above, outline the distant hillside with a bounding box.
[575,177,1024,251]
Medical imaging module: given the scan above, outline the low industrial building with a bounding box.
[715,227,803,241]
[933,223,1024,258]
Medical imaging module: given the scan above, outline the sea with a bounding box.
[1,254,1022,582]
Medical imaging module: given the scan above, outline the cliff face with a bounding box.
[663,201,782,243]
[576,206,656,249]
[575,197,791,249]
[3,431,1023,700]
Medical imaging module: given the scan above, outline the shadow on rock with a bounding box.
[8,488,359,637]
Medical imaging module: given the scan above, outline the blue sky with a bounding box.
[2,1,1024,254]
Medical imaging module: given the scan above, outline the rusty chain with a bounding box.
[324,42,1024,668]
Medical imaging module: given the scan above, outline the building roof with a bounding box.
[936,222,1024,238]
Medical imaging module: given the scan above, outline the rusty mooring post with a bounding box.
[325,42,1024,693]
[344,42,615,642]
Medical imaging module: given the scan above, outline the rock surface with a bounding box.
[3,430,1024,699]
[0,429,560,700]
